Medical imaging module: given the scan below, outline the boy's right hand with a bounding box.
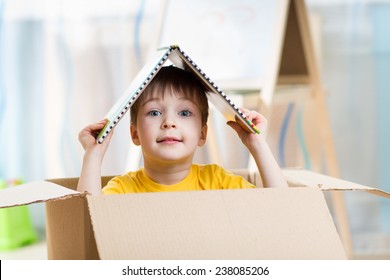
[78,120,113,158]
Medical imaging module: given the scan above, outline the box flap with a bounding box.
[87,187,346,260]
[283,169,390,199]
[0,181,83,208]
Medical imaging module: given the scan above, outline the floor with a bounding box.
[326,192,390,259]
[0,225,389,260]
[1,228,389,260]
[0,240,47,260]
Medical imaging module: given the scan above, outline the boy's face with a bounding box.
[130,90,207,166]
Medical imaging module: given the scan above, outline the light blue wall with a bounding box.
[370,3,390,231]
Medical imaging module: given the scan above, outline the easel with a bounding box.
[155,0,353,258]
[255,0,354,258]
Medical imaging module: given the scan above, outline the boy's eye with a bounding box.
[179,110,192,117]
[148,110,161,117]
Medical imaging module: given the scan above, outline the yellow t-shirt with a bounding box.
[102,164,255,194]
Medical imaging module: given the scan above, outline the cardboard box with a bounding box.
[0,169,389,260]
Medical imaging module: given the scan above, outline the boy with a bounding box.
[78,66,287,195]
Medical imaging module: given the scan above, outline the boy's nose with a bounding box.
[163,123,176,128]
[161,119,176,129]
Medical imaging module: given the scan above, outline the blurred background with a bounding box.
[0,0,389,259]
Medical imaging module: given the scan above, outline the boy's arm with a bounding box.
[245,137,288,188]
[227,110,288,188]
[77,120,113,195]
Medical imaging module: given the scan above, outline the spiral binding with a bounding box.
[97,51,172,144]
[173,46,260,134]
[97,45,259,144]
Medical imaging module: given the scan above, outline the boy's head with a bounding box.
[130,65,209,126]
[130,65,209,165]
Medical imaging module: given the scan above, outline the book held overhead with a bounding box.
[96,45,260,144]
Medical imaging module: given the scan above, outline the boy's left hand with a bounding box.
[227,108,268,150]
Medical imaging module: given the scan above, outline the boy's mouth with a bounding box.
[157,137,182,144]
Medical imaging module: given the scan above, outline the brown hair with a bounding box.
[131,65,209,126]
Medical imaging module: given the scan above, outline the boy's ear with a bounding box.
[198,124,208,147]
[130,123,141,146]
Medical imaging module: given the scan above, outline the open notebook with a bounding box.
[97,45,260,144]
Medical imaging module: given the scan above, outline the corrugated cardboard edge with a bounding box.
[0,181,86,208]
[2,170,387,209]
[46,196,99,260]
[283,168,390,199]
[47,175,100,260]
